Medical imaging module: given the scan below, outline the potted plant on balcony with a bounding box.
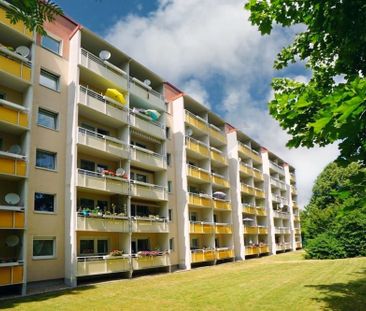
[103,249,124,259]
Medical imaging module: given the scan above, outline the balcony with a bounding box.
[212,198,231,210]
[78,86,129,126]
[130,145,166,171]
[0,210,24,229]
[211,173,229,188]
[131,217,169,233]
[272,211,290,219]
[238,143,262,163]
[191,249,215,263]
[275,227,291,234]
[129,77,165,111]
[296,241,302,249]
[291,185,297,195]
[243,205,256,214]
[295,228,301,235]
[80,49,128,89]
[190,222,215,234]
[0,52,31,84]
[215,248,234,260]
[0,264,23,286]
[185,136,209,158]
[239,164,263,181]
[243,226,258,235]
[0,155,27,178]
[208,124,226,144]
[130,181,167,201]
[77,256,130,277]
[210,147,227,166]
[245,246,260,256]
[241,184,265,199]
[0,100,28,131]
[130,111,165,140]
[188,193,212,208]
[215,223,232,234]
[272,195,288,206]
[78,127,129,160]
[270,177,286,190]
[0,6,32,39]
[294,215,300,222]
[187,164,210,183]
[284,242,292,250]
[185,110,208,133]
[258,227,268,235]
[290,173,296,182]
[259,245,269,253]
[76,214,129,232]
[77,169,129,195]
[256,207,267,216]
[132,253,169,270]
[276,244,285,251]
[269,161,284,175]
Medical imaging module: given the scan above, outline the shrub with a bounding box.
[305,233,346,259]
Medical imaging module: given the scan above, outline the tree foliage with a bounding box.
[245,0,366,165]
[6,0,63,35]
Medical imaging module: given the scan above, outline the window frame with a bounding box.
[32,236,56,260]
[35,149,57,171]
[40,69,60,92]
[41,34,62,55]
[34,192,56,214]
[37,107,58,130]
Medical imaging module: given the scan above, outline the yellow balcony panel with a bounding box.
[0,264,23,286]
[254,188,265,199]
[191,250,215,263]
[210,150,228,166]
[244,226,258,235]
[258,227,268,235]
[187,165,210,183]
[0,157,26,177]
[245,246,260,256]
[211,174,229,188]
[0,6,32,38]
[0,103,28,129]
[77,256,130,277]
[132,254,169,270]
[185,137,209,157]
[216,248,234,260]
[215,223,232,234]
[209,125,226,143]
[240,165,263,181]
[188,193,212,208]
[243,206,256,214]
[130,112,165,140]
[190,222,214,234]
[78,86,129,126]
[185,110,208,132]
[130,182,167,201]
[213,199,231,210]
[241,184,256,196]
[130,146,166,171]
[256,208,267,216]
[259,245,269,253]
[131,218,169,233]
[77,170,129,195]
[0,53,31,82]
[238,143,262,163]
[76,214,129,232]
[0,210,24,229]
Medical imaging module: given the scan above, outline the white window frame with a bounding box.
[40,68,60,92]
[37,107,59,130]
[32,236,56,260]
[35,149,57,171]
[41,33,62,56]
[79,237,110,256]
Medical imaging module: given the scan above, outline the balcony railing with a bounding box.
[212,198,231,210]
[272,211,290,219]
[76,213,129,232]
[208,124,226,143]
[188,193,212,208]
[210,147,227,165]
[245,246,260,256]
[269,161,284,174]
[215,248,234,260]
[276,244,285,251]
[190,221,215,234]
[284,242,292,250]
[0,52,31,82]
[270,177,286,190]
[215,223,232,234]
[0,6,32,38]
[129,110,165,140]
[243,205,256,214]
[130,181,167,201]
[0,155,27,177]
[187,164,211,183]
[272,195,289,206]
[130,145,166,171]
[296,241,302,249]
[0,264,24,286]
[241,184,265,198]
[243,226,258,235]
[132,253,169,270]
[78,86,129,124]
[274,227,291,234]
[77,169,129,195]
[191,249,215,263]
[78,127,129,160]
[239,164,263,180]
[294,215,300,222]
[80,49,128,89]
[211,173,229,188]
[295,228,301,235]
[185,110,208,132]
[0,210,24,229]
[129,77,165,111]
[291,185,298,194]
[0,99,28,129]
[131,217,169,233]
[185,136,209,157]
[238,143,262,163]
[76,256,130,277]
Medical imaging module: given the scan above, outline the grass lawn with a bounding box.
[1,251,365,311]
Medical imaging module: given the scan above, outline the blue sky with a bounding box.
[56,0,339,206]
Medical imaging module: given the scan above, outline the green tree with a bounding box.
[245,0,366,165]
[5,0,63,35]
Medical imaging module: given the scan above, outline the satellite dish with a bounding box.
[5,235,20,247]
[99,50,111,61]
[143,79,151,86]
[15,46,30,58]
[5,193,20,205]
[186,127,193,136]
[116,168,125,177]
[8,145,22,154]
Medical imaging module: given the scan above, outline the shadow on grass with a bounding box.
[306,269,366,311]
[0,285,95,310]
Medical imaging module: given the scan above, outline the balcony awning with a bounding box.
[105,88,126,105]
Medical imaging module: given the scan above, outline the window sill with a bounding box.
[39,83,61,93]
[35,166,58,173]
[37,123,59,132]
[34,210,56,215]
[41,46,63,58]
[32,256,56,260]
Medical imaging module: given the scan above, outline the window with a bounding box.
[190,212,197,222]
[165,126,170,138]
[33,237,55,259]
[80,160,95,172]
[79,198,94,211]
[40,69,60,91]
[131,172,148,183]
[36,149,56,170]
[0,92,5,100]
[80,240,94,255]
[168,209,172,221]
[37,108,58,130]
[34,192,55,213]
[169,238,174,251]
[166,153,171,166]
[96,200,108,213]
[191,239,199,249]
[79,239,109,255]
[41,34,61,55]
[137,239,150,251]
[168,181,172,193]
[97,240,108,254]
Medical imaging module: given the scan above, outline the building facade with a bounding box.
[0,3,301,295]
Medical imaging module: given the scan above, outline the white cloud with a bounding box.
[105,0,339,207]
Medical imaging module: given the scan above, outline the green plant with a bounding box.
[305,233,346,259]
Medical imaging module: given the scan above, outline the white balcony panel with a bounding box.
[130,182,167,201]
[132,254,169,270]
[131,218,169,233]
[129,113,165,140]
[129,78,165,111]
[77,257,130,276]
[130,146,166,171]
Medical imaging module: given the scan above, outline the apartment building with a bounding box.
[0,3,301,296]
